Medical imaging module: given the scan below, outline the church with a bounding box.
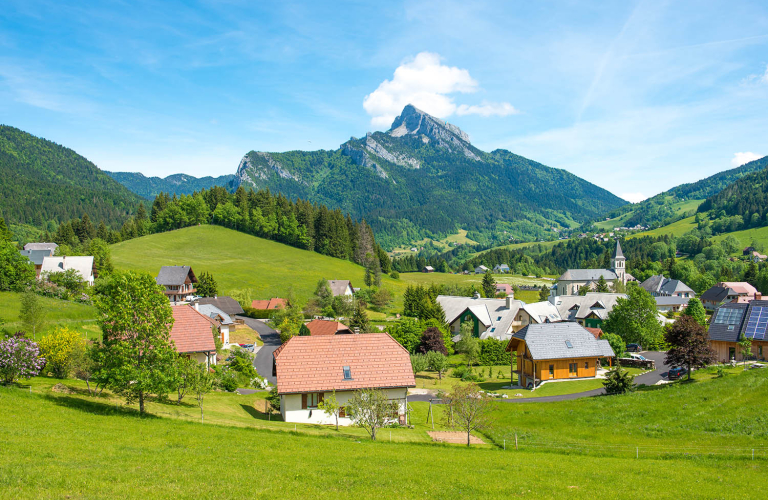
[553,241,633,296]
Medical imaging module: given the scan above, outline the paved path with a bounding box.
[409,351,669,404]
[236,316,280,384]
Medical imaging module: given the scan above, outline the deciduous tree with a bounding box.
[418,327,448,355]
[19,290,46,340]
[738,336,753,371]
[93,271,178,414]
[603,283,663,348]
[346,388,399,441]
[681,298,707,326]
[37,327,86,378]
[664,315,716,381]
[445,383,494,447]
[318,390,343,431]
[426,350,449,380]
[456,321,480,368]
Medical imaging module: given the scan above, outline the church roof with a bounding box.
[614,240,624,259]
[558,269,618,281]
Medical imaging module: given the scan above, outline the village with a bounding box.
[13,237,767,435]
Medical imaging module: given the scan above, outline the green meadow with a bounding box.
[111,225,408,308]
[0,291,98,339]
[2,368,767,499]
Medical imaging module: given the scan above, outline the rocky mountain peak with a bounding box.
[388,104,471,143]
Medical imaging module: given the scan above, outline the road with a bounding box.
[236,316,280,385]
[409,351,670,404]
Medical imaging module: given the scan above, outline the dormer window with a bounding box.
[343,366,352,380]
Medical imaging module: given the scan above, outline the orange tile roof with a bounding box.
[585,327,603,339]
[251,298,287,310]
[273,333,415,394]
[170,305,217,354]
[305,319,352,336]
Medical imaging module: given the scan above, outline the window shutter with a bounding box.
[318,393,324,404]
[301,394,307,409]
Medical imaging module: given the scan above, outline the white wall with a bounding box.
[280,388,409,426]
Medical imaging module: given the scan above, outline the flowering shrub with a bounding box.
[38,327,86,378]
[0,334,46,384]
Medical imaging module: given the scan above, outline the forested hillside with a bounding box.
[236,105,626,249]
[107,171,235,199]
[599,155,768,229]
[0,125,141,228]
[697,163,768,234]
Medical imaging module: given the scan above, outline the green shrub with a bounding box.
[478,338,511,366]
[241,307,272,319]
[602,367,636,395]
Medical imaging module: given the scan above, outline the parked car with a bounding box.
[668,366,687,380]
[628,353,647,361]
[626,343,642,352]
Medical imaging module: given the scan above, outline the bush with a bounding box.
[389,271,399,279]
[241,307,272,320]
[0,334,45,384]
[602,367,636,395]
[218,369,239,392]
[37,327,86,378]
[451,365,484,381]
[418,327,448,355]
[478,338,511,366]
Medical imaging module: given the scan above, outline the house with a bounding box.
[700,282,758,311]
[170,305,218,366]
[251,298,287,311]
[436,294,524,341]
[474,265,489,274]
[195,303,233,346]
[506,323,615,388]
[495,283,513,296]
[23,242,58,253]
[639,274,695,298]
[421,266,435,273]
[493,264,511,273]
[328,280,354,296]
[707,300,768,362]
[550,293,626,329]
[585,327,603,339]
[39,256,95,286]
[196,296,245,316]
[20,248,56,277]
[513,301,562,328]
[554,241,633,296]
[272,334,415,425]
[156,266,197,303]
[301,319,353,336]
[750,251,767,263]
[655,296,690,313]
[743,246,757,256]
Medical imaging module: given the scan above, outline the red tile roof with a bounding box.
[251,298,287,310]
[305,319,352,336]
[585,327,603,339]
[273,333,415,394]
[170,305,217,354]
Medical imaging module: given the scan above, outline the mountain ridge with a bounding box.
[106,171,236,199]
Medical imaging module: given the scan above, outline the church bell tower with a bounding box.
[611,240,626,284]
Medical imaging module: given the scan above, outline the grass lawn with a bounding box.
[631,216,697,239]
[0,291,98,340]
[111,225,408,310]
[399,272,553,289]
[389,229,478,256]
[2,374,766,499]
[228,325,263,346]
[712,225,768,254]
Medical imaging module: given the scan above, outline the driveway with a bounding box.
[236,316,280,385]
[408,351,670,404]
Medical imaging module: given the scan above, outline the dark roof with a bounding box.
[738,300,768,341]
[196,296,244,316]
[156,266,197,286]
[700,286,728,303]
[559,269,618,281]
[614,240,624,259]
[707,303,748,342]
[640,274,694,296]
[20,248,54,265]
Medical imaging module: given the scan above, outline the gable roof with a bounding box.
[519,301,562,324]
[558,269,618,282]
[552,293,626,321]
[719,282,758,296]
[170,305,217,354]
[304,319,352,336]
[495,283,513,294]
[20,248,55,265]
[40,256,94,281]
[251,298,287,310]
[707,302,749,342]
[23,242,58,252]
[585,327,603,339]
[655,296,691,307]
[273,333,415,394]
[328,280,353,296]
[640,275,694,296]
[196,296,244,316]
[436,295,523,341]
[700,285,729,303]
[508,323,615,360]
[195,304,233,325]
[156,266,197,286]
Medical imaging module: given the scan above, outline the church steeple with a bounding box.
[611,240,626,284]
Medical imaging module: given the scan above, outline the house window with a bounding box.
[497,316,502,321]
[565,340,573,349]
[569,363,578,376]
[585,361,589,370]
[549,364,554,378]
[343,366,352,380]
[760,346,763,358]
[339,406,346,418]
[304,393,321,409]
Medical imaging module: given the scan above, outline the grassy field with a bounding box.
[631,216,697,239]
[2,370,767,498]
[712,225,768,254]
[390,229,478,256]
[596,198,703,231]
[0,291,98,339]
[111,225,408,309]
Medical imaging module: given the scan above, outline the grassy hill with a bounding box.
[0,291,98,339]
[3,369,767,498]
[0,125,141,227]
[111,225,407,307]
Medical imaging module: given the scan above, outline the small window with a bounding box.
[343,366,352,380]
[565,340,573,348]
[585,361,589,370]
[728,325,735,330]
[497,316,502,321]
[549,364,554,378]
[490,327,496,333]
[307,393,320,409]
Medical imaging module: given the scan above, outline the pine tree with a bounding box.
[349,301,370,333]
[481,270,496,298]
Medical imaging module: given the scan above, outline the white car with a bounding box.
[628,353,647,361]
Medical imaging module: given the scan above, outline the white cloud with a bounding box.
[456,101,519,117]
[621,192,647,203]
[731,151,762,167]
[363,52,516,128]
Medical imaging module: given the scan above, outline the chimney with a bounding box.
[354,327,360,335]
[506,295,513,309]
[194,301,199,311]
[473,291,481,299]
[756,293,763,301]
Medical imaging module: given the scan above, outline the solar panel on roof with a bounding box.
[714,307,744,325]
[745,306,768,340]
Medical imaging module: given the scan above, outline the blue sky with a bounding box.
[1,1,767,202]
